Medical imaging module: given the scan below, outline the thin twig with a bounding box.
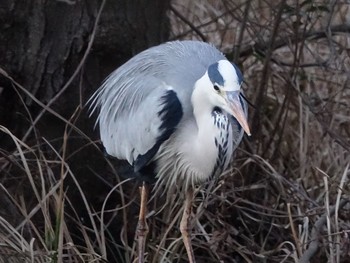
[288,203,302,257]
[0,69,89,144]
[251,0,286,137]
[170,5,207,42]
[239,24,350,58]
[233,0,252,62]
[299,199,349,263]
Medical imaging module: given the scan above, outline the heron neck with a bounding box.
[192,83,217,146]
[192,100,213,131]
[190,84,218,172]
[191,77,215,128]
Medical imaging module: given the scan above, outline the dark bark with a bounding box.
[0,0,170,140]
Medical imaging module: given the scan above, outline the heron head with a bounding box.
[203,60,251,136]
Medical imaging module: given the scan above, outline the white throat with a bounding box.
[184,74,223,179]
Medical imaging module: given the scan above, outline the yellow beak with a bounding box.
[226,91,251,136]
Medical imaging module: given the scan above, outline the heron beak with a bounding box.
[225,91,251,136]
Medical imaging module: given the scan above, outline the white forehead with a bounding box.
[217,60,241,91]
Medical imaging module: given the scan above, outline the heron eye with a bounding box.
[213,85,220,91]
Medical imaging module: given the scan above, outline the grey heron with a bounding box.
[89,40,250,263]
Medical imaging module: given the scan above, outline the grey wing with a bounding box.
[89,73,183,171]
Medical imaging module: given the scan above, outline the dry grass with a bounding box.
[1,0,350,262]
[168,0,350,262]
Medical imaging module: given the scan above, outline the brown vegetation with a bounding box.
[0,0,349,262]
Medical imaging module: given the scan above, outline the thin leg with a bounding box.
[180,188,196,263]
[137,182,149,263]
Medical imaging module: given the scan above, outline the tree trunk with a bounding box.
[0,0,170,141]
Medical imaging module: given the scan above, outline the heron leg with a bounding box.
[180,188,196,263]
[137,182,149,263]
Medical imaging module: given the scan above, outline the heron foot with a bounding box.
[180,189,196,263]
[137,182,149,263]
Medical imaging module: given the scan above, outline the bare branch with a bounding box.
[170,5,207,42]
[299,199,350,263]
[239,24,350,58]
